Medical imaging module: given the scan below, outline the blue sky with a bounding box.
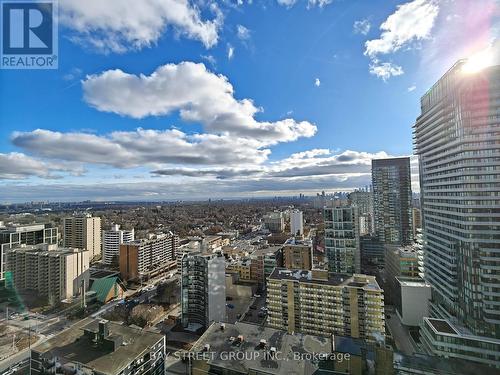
[0,0,498,202]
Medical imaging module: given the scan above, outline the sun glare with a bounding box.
[462,48,495,74]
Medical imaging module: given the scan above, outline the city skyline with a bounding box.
[0,0,498,202]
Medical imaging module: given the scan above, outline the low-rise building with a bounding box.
[384,243,421,304]
[30,318,165,375]
[226,258,252,280]
[267,268,385,342]
[395,276,431,326]
[189,321,333,375]
[249,245,283,287]
[420,317,500,369]
[7,243,89,302]
[282,238,313,270]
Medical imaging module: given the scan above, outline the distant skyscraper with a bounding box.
[414,61,500,341]
[324,201,360,274]
[349,190,375,235]
[181,251,226,329]
[289,209,304,236]
[63,214,101,260]
[372,157,413,245]
[102,224,134,265]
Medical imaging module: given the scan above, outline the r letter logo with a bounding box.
[1,0,58,69]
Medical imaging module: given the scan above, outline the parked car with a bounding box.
[226,303,235,309]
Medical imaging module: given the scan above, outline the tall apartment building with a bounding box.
[414,61,500,363]
[324,202,360,274]
[267,268,385,342]
[372,157,413,245]
[349,190,375,235]
[289,209,304,236]
[263,211,285,233]
[0,223,58,280]
[63,214,101,260]
[31,318,165,375]
[102,224,134,265]
[120,232,178,282]
[7,244,89,302]
[181,251,226,329]
[282,238,313,270]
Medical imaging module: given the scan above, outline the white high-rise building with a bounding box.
[102,224,134,265]
[415,60,500,367]
[290,209,304,236]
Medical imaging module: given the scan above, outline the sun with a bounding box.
[461,47,495,74]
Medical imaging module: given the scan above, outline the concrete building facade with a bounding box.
[63,215,101,260]
[0,223,58,280]
[7,244,89,302]
[102,224,134,265]
[267,268,385,342]
[119,232,178,282]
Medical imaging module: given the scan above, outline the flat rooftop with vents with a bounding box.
[189,321,333,375]
[31,318,165,375]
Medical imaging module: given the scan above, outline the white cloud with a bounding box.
[82,62,317,145]
[0,152,79,180]
[227,44,235,60]
[276,0,297,7]
[364,0,439,58]
[200,54,217,67]
[368,61,404,81]
[236,25,251,40]
[314,78,321,87]
[11,128,270,169]
[276,0,333,8]
[307,0,333,8]
[364,0,439,80]
[407,85,416,92]
[353,19,371,35]
[60,0,222,53]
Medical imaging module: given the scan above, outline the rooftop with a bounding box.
[32,318,163,375]
[191,322,332,375]
[268,268,381,290]
[426,318,459,335]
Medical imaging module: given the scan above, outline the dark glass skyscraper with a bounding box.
[372,157,413,246]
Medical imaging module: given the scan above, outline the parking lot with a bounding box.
[241,294,267,324]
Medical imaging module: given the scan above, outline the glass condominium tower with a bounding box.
[372,157,413,246]
[414,61,500,338]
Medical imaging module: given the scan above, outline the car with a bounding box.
[226,296,233,301]
[226,304,235,309]
[253,294,261,298]
[386,315,391,319]
[260,307,268,311]
[249,306,257,310]
[258,312,266,318]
